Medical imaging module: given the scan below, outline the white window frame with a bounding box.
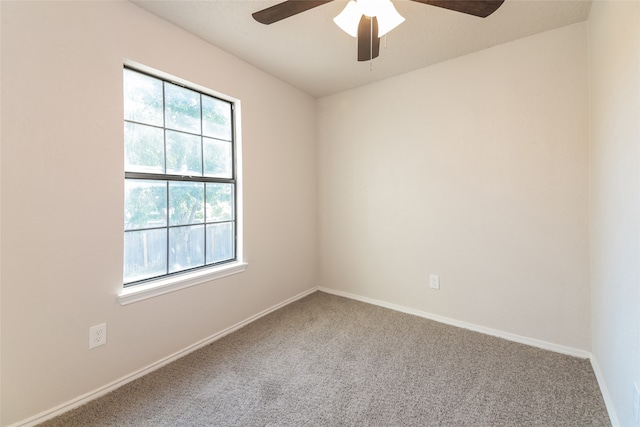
[118,61,246,305]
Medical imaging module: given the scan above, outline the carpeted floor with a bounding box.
[40,291,610,426]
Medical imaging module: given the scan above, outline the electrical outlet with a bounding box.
[89,323,107,349]
[429,274,440,290]
[633,383,640,424]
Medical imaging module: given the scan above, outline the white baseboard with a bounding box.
[10,287,319,427]
[318,287,591,359]
[14,286,617,427]
[590,355,620,427]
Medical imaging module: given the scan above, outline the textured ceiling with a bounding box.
[131,0,592,98]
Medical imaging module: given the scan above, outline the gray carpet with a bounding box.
[40,291,610,426]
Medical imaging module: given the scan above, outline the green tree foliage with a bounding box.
[125,181,166,230]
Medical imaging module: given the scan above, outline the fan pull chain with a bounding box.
[370,18,374,71]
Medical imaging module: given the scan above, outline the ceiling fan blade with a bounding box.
[410,0,505,18]
[252,0,334,24]
[357,15,380,61]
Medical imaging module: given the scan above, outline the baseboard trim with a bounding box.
[590,355,620,427]
[14,286,616,427]
[10,287,319,427]
[318,287,591,359]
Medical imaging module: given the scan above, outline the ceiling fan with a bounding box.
[253,0,505,62]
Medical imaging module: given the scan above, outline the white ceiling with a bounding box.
[131,0,592,98]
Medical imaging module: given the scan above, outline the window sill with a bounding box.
[117,261,248,305]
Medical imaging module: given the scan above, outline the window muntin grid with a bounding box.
[123,67,236,286]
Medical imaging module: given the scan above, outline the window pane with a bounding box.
[169,181,204,226]
[203,138,232,178]
[125,123,165,173]
[206,222,234,264]
[169,225,205,273]
[206,183,234,222]
[124,229,167,283]
[165,82,200,134]
[125,180,167,230]
[124,69,163,127]
[202,95,232,141]
[166,130,202,176]
[124,67,238,287]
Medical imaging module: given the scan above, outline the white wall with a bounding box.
[588,1,640,425]
[0,2,3,423]
[0,2,317,425]
[3,1,637,425]
[318,23,591,351]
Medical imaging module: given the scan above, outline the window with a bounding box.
[123,67,238,287]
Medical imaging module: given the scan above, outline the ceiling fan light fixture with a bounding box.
[334,0,404,38]
[333,1,360,37]
[254,0,506,63]
[376,0,405,37]
[358,0,384,17]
